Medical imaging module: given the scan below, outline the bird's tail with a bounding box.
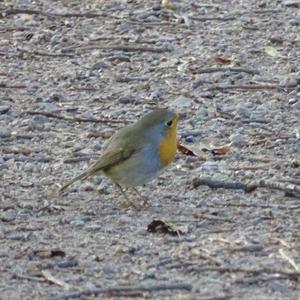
[58,170,91,193]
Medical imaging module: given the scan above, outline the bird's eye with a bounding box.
[166,120,173,127]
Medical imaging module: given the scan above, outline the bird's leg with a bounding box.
[132,187,149,207]
[115,184,141,210]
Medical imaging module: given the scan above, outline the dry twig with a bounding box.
[17,47,74,58]
[78,45,172,53]
[49,282,192,300]
[190,16,236,21]
[41,270,71,290]
[187,266,300,279]
[0,83,26,89]
[191,67,260,75]
[192,176,300,196]
[21,111,124,124]
[208,84,280,91]
[2,8,118,19]
[279,249,300,272]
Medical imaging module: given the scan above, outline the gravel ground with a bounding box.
[1,0,300,299]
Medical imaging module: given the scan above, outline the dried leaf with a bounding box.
[265,46,282,58]
[213,56,233,65]
[147,220,183,236]
[202,142,232,155]
[177,142,196,156]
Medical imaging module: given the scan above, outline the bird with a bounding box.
[59,109,179,208]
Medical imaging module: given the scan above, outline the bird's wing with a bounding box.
[58,146,135,193]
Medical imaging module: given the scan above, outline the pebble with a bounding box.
[230,132,248,146]
[108,54,130,62]
[192,75,212,89]
[137,11,159,20]
[40,102,59,113]
[289,18,300,26]
[249,111,268,123]
[92,61,108,70]
[1,210,17,222]
[93,142,102,151]
[70,218,88,227]
[200,91,214,99]
[19,0,30,6]
[291,100,300,109]
[195,108,210,121]
[32,154,51,163]
[169,95,193,108]
[48,93,66,102]
[102,263,117,275]
[198,162,219,173]
[279,77,299,88]
[32,115,48,123]
[283,0,300,7]
[180,130,205,138]
[0,105,10,114]
[149,90,163,101]
[118,215,133,225]
[269,281,291,294]
[118,94,138,104]
[0,129,11,138]
[237,106,251,119]
[184,135,195,143]
[82,111,94,119]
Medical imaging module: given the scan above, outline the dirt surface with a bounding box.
[1,0,300,299]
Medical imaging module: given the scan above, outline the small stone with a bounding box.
[79,182,95,192]
[32,115,48,123]
[93,142,102,151]
[152,5,161,11]
[102,263,116,275]
[195,108,211,122]
[198,162,219,173]
[249,111,268,123]
[269,36,283,44]
[230,133,248,146]
[185,135,194,143]
[1,210,17,222]
[32,154,51,163]
[108,54,130,62]
[49,93,66,102]
[289,18,300,26]
[82,111,94,119]
[169,95,193,108]
[70,218,88,227]
[145,15,160,22]
[288,98,297,105]
[237,106,251,119]
[118,94,138,104]
[40,102,59,113]
[0,105,10,114]
[291,101,300,109]
[92,61,108,70]
[0,129,11,138]
[118,215,133,224]
[200,91,214,99]
[279,77,299,88]
[283,1,300,8]
[149,90,163,101]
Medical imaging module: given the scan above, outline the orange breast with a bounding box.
[158,126,177,166]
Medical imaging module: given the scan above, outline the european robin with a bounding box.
[59,109,179,208]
